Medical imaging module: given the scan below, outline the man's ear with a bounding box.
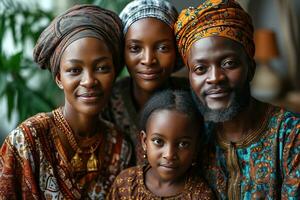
[140,130,147,151]
[55,73,63,89]
[248,58,256,82]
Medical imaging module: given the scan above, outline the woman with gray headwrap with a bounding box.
[0,5,131,199]
[105,0,189,166]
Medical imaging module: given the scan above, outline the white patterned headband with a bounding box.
[119,0,178,35]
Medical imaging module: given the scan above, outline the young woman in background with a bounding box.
[107,0,189,165]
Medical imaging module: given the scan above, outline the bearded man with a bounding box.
[175,0,300,199]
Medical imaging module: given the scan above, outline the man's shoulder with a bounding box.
[270,104,300,126]
[264,104,300,142]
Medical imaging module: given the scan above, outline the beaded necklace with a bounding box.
[53,107,102,173]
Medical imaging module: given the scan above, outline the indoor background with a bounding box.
[1,0,300,143]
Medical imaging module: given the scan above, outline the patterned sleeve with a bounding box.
[0,126,40,199]
[106,177,121,200]
[0,136,19,199]
[106,167,138,200]
[281,112,300,199]
[194,181,216,199]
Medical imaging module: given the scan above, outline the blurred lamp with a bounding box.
[251,29,281,101]
[254,29,279,62]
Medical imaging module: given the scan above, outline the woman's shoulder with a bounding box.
[6,112,52,146]
[102,118,129,142]
[2,112,53,164]
[101,118,132,164]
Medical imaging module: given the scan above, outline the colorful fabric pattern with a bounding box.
[174,0,254,62]
[104,76,189,166]
[107,165,215,199]
[0,111,131,199]
[201,104,300,199]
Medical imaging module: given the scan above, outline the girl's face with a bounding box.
[124,18,176,92]
[141,109,198,182]
[56,37,115,116]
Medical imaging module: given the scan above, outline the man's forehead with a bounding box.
[187,37,247,61]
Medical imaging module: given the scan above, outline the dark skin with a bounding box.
[124,18,176,110]
[55,37,115,160]
[187,36,267,142]
[141,110,199,196]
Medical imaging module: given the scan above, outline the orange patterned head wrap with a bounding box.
[174,0,254,62]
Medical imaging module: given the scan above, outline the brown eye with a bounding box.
[152,138,164,146]
[68,67,81,75]
[178,141,190,149]
[222,59,238,69]
[95,65,111,73]
[194,65,207,75]
[157,44,169,52]
[128,44,141,53]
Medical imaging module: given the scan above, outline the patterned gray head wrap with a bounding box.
[119,0,183,71]
[119,0,178,35]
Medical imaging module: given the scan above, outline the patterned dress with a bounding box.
[201,103,300,200]
[106,76,189,165]
[0,111,131,200]
[107,165,215,199]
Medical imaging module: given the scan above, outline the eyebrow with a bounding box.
[126,38,173,43]
[191,51,240,63]
[151,133,165,138]
[66,57,111,65]
[151,133,193,140]
[178,136,193,140]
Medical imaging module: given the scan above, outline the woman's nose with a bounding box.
[141,48,157,66]
[80,70,98,87]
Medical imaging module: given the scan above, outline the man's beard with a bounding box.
[191,84,251,123]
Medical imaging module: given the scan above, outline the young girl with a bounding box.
[107,90,214,199]
[106,0,189,166]
[0,5,131,199]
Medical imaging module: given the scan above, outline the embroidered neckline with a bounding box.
[138,165,194,199]
[217,104,273,149]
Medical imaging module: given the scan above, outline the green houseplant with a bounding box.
[0,1,60,135]
[0,0,131,140]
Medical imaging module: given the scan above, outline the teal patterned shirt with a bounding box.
[202,104,300,200]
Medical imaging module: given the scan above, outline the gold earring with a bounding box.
[56,82,63,89]
[143,149,147,159]
[55,79,63,90]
